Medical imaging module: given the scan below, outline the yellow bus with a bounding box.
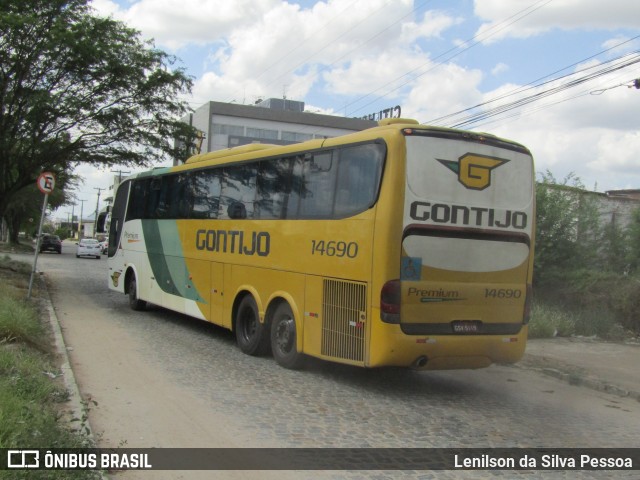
[107,119,535,370]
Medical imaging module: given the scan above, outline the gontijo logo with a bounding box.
[437,154,509,191]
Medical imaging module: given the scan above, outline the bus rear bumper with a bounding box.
[368,322,528,370]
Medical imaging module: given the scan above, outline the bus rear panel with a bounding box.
[375,127,534,370]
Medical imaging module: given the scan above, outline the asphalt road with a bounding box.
[15,241,640,479]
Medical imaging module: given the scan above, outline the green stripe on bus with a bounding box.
[142,220,206,303]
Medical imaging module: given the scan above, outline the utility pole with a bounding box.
[78,199,86,240]
[70,203,75,238]
[93,187,104,238]
[111,169,130,185]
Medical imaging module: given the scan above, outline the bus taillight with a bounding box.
[381,279,401,324]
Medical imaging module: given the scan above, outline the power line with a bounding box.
[443,51,640,129]
[341,0,554,117]
[425,34,640,128]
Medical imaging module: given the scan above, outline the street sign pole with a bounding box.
[28,172,56,299]
[28,193,50,299]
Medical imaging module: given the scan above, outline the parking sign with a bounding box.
[37,172,55,194]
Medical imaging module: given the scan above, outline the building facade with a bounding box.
[182,99,376,159]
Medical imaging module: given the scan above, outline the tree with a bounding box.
[534,171,601,283]
[627,207,640,272]
[0,0,196,239]
[3,167,78,243]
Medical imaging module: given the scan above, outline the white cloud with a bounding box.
[591,131,640,175]
[189,0,426,105]
[92,0,280,50]
[322,48,428,97]
[474,0,640,44]
[401,10,463,43]
[481,81,640,190]
[405,63,485,122]
[491,62,509,76]
[86,0,640,195]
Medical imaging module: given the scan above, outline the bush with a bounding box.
[534,173,640,336]
[529,301,576,338]
[0,262,100,478]
[534,269,640,337]
[0,294,45,349]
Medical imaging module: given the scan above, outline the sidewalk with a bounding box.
[520,337,640,401]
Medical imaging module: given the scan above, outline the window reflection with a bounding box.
[126,142,386,221]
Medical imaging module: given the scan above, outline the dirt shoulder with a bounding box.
[521,337,640,401]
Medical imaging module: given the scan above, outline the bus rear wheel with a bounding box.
[235,295,270,356]
[128,273,147,311]
[271,302,305,369]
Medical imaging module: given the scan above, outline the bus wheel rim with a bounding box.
[275,317,295,353]
[240,311,257,341]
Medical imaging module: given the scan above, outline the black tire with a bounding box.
[235,295,270,355]
[270,302,305,369]
[128,273,147,311]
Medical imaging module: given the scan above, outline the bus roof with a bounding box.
[158,119,530,174]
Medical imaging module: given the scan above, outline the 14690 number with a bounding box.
[311,240,358,258]
[484,288,522,299]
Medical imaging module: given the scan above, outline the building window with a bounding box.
[213,123,245,136]
[282,131,313,142]
[246,127,278,140]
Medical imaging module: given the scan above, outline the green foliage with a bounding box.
[528,301,576,338]
[0,262,100,479]
[534,171,602,283]
[627,207,640,272]
[53,227,69,241]
[535,269,640,337]
[534,173,640,336]
[0,294,45,348]
[0,254,32,275]
[0,0,197,223]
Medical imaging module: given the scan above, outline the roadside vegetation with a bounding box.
[529,172,640,340]
[0,255,100,479]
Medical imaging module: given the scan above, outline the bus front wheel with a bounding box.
[128,273,147,311]
[235,295,270,356]
[271,302,305,369]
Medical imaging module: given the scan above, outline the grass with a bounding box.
[528,301,576,338]
[0,255,101,479]
[528,298,629,340]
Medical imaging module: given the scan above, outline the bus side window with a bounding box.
[164,174,190,219]
[285,155,305,219]
[256,157,293,219]
[126,178,149,221]
[334,143,385,217]
[145,177,163,219]
[220,165,257,220]
[191,170,222,219]
[109,180,130,256]
[298,152,336,218]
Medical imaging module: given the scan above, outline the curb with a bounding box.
[39,275,110,479]
[517,354,640,403]
[40,275,97,440]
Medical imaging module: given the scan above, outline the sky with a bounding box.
[56,0,640,221]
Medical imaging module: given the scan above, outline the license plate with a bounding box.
[451,320,482,334]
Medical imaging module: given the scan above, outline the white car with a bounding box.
[76,238,102,259]
[99,238,109,255]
